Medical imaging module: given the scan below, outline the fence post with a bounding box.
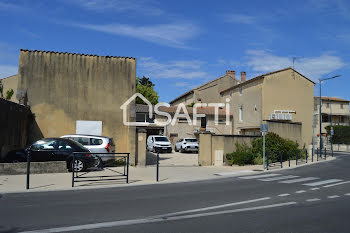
[156,152,159,181]
[306,149,308,163]
[296,150,298,166]
[126,154,129,184]
[325,147,327,160]
[26,150,31,190]
[280,152,283,168]
[71,153,75,187]
[317,148,319,161]
[266,152,269,170]
[312,148,314,162]
[288,151,291,167]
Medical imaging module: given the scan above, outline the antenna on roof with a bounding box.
[291,56,303,79]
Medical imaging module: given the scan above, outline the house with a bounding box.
[135,104,233,143]
[169,70,242,105]
[220,67,315,146]
[14,49,137,163]
[313,96,350,146]
[0,75,18,103]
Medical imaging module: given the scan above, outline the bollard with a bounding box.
[288,151,291,167]
[296,150,298,166]
[312,148,314,162]
[280,152,283,168]
[126,154,129,184]
[71,153,75,187]
[317,148,319,161]
[266,152,269,170]
[306,149,308,163]
[325,147,327,160]
[156,152,159,181]
[26,150,31,190]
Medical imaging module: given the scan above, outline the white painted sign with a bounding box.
[76,120,102,136]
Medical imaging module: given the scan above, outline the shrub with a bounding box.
[325,125,350,144]
[226,142,257,166]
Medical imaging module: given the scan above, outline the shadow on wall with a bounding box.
[27,112,43,145]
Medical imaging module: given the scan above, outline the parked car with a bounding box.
[4,138,98,172]
[60,134,115,162]
[147,135,172,153]
[175,138,199,153]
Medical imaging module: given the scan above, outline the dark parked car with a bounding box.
[4,138,98,172]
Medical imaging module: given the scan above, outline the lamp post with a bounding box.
[318,75,341,158]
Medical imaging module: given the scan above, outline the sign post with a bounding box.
[331,127,334,157]
[261,124,269,170]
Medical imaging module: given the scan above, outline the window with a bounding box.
[154,137,169,142]
[326,103,330,108]
[216,118,226,124]
[201,117,207,128]
[57,141,72,150]
[185,139,197,142]
[341,104,344,109]
[74,137,89,145]
[31,140,56,150]
[136,113,155,123]
[178,118,188,123]
[90,138,103,145]
[239,106,243,122]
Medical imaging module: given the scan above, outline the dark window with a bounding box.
[57,140,72,150]
[136,113,146,122]
[185,139,197,142]
[154,137,169,142]
[31,139,56,150]
[201,117,207,128]
[72,137,90,145]
[341,104,344,109]
[90,138,103,145]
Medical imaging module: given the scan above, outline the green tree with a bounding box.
[5,88,14,100]
[136,76,159,105]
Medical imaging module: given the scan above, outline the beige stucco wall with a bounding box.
[262,69,314,146]
[17,50,137,164]
[223,78,263,134]
[1,75,18,103]
[267,121,302,145]
[170,92,194,106]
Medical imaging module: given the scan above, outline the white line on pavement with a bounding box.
[239,174,280,179]
[310,188,320,190]
[215,170,254,176]
[327,195,340,199]
[296,190,306,194]
[323,181,350,188]
[345,193,350,196]
[19,202,297,233]
[306,198,321,202]
[278,194,290,197]
[280,177,319,184]
[259,175,299,181]
[303,179,343,187]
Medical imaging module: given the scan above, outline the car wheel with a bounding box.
[69,159,86,172]
[95,156,103,168]
[180,147,185,153]
[175,146,178,152]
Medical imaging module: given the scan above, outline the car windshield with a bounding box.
[185,139,197,142]
[154,137,169,142]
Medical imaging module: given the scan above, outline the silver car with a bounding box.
[61,134,115,162]
[175,138,199,153]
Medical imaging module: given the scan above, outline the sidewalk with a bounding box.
[0,156,335,194]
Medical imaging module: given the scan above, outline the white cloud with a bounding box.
[74,22,200,48]
[0,65,18,79]
[223,13,256,24]
[174,82,189,87]
[139,57,208,79]
[71,0,163,15]
[245,50,345,81]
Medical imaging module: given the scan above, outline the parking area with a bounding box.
[146,151,198,166]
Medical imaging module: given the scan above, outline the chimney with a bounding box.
[226,70,235,79]
[240,71,246,82]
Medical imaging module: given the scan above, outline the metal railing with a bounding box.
[71,152,130,187]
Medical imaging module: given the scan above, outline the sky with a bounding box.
[0,0,349,103]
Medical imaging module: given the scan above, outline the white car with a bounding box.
[147,135,172,153]
[61,134,115,162]
[175,138,199,153]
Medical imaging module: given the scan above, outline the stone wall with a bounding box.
[267,120,302,146]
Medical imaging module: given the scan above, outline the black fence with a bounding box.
[266,149,309,170]
[71,152,129,187]
[25,150,130,189]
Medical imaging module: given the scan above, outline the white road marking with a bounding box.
[239,173,280,179]
[278,193,290,197]
[345,193,350,196]
[323,181,350,188]
[306,198,321,202]
[215,170,253,176]
[303,179,343,187]
[295,190,306,194]
[259,175,299,181]
[280,177,319,184]
[19,202,297,233]
[310,188,320,190]
[328,195,340,199]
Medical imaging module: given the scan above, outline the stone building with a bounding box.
[14,49,137,163]
[0,75,18,103]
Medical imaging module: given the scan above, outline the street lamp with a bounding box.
[318,75,341,158]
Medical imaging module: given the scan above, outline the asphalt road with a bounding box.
[1,152,350,233]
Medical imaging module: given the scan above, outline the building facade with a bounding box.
[16,49,137,163]
[0,75,18,103]
[220,67,315,146]
[169,70,242,105]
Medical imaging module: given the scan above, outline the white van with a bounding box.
[147,135,172,153]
